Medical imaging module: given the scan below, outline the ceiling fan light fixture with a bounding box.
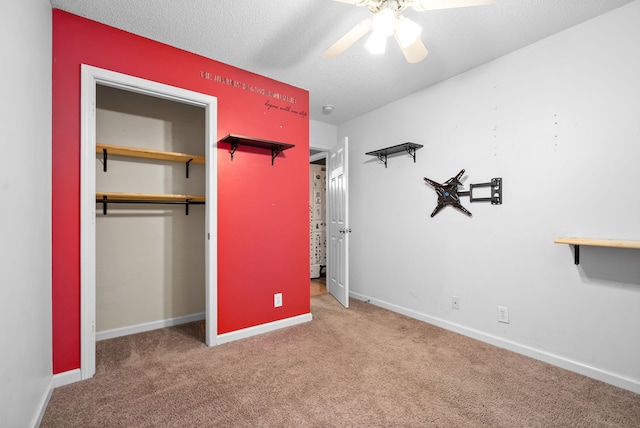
[365,30,387,54]
[395,16,422,48]
[326,0,499,62]
[371,8,397,37]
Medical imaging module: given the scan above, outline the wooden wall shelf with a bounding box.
[97,192,205,203]
[554,237,640,265]
[96,143,204,177]
[97,143,205,215]
[219,134,294,165]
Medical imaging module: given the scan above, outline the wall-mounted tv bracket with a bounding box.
[423,169,502,217]
[365,142,423,168]
[100,147,195,178]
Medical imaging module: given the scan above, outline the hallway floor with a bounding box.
[310,276,327,297]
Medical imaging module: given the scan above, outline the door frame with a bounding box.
[80,65,218,379]
[309,149,328,164]
[310,147,329,284]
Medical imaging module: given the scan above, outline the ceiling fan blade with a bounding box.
[324,17,373,58]
[394,32,428,63]
[412,0,498,12]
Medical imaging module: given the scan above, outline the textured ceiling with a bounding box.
[50,0,634,125]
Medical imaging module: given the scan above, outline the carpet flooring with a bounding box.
[41,295,639,427]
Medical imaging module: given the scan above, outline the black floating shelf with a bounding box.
[365,142,424,168]
[219,134,295,165]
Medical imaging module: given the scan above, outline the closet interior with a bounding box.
[95,85,206,341]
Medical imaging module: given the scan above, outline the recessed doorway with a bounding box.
[310,149,328,298]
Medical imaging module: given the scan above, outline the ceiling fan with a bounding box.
[324,0,498,63]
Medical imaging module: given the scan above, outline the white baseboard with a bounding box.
[30,377,54,428]
[216,313,313,345]
[96,312,206,341]
[350,291,640,395]
[52,368,82,388]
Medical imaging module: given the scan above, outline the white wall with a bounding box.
[96,86,206,335]
[310,119,338,151]
[341,1,640,393]
[0,0,53,426]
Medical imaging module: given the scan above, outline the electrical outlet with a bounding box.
[452,296,460,310]
[274,293,282,308]
[498,306,509,323]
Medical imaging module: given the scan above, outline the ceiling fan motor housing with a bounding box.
[367,1,410,14]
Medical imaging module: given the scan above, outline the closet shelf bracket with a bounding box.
[186,159,193,179]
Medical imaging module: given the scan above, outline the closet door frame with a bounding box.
[80,65,218,380]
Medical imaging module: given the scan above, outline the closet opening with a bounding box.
[310,149,328,298]
[80,65,218,380]
[95,84,206,347]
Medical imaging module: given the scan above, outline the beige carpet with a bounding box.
[42,295,639,427]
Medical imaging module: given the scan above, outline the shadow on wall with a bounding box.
[574,246,640,288]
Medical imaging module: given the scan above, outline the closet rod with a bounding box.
[97,199,205,216]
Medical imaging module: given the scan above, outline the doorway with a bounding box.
[310,149,328,298]
[80,65,218,380]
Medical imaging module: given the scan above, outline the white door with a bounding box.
[327,137,350,308]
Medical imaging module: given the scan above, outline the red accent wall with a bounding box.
[52,10,310,373]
